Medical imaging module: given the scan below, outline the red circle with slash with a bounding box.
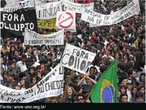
[58,12,73,28]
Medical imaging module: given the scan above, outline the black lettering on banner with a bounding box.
[24,89,33,95]
[74,56,77,68]
[80,51,85,58]
[45,82,51,91]
[68,55,74,66]
[77,57,80,70]
[59,66,64,75]
[1,9,38,36]
[103,21,110,25]
[124,11,132,18]
[39,5,61,18]
[61,53,69,65]
[104,16,110,20]
[56,81,60,89]
[87,16,94,23]
[80,60,86,71]
[72,49,78,55]
[84,53,89,60]
[96,19,102,24]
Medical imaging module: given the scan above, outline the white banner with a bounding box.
[0,64,64,103]
[35,1,62,20]
[56,11,76,32]
[60,43,96,74]
[81,0,140,26]
[63,0,94,13]
[1,0,35,12]
[24,29,64,46]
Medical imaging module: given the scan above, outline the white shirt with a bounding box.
[127,89,132,102]
[16,61,27,73]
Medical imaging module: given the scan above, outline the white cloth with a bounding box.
[102,55,115,60]
[127,89,132,102]
[16,61,27,73]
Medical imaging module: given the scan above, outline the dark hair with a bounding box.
[77,93,85,99]
[136,92,143,98]
[120,93,128,102]
[140,73,145,82]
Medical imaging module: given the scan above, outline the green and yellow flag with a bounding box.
[90,61,118,103]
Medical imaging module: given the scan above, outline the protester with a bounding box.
[0,0,145,103]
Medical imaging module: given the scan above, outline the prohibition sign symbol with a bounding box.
[58,12,73,28]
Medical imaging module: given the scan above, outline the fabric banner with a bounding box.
[90,61,118,103]
[0,64,64,103]
[0,9,38,36]
[1,0,35,12]
[24,29,64,46]
[35,1,62,20]
[37,18,56,29]
[81,0,140,26]
[60,43,96,74]
[56,11,76,32]
[63,0,94,13]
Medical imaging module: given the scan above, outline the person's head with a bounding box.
[7,74,14,82]
[140,73,145,82]
[77,94,85,103]
[9,61,16,68]
[56,46,61,51]
[20,79,26,87]
[0,57,4,64]
[26,46,33,54]
[40,64,46,73]
[29,67,35,75]
[120,94,128,103]
[14,50,19,56]
[131,86,137,98]
[121,79,127,86]
[15,85,21,90]
[85,76,92,85]
[89,66,96,75]
[120,85,127,94]
[139,86,145,97]
[105,49,110,56]
[136,92,143,103]
[123,53,129,59]
[10,46,15,52]
[128,68,136,78]
[31,77,37,85]
[33,49,39,55]
[41,45,47,51]
[127,80,132,90]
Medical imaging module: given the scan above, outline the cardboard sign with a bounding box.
[35,1,62,20]
[37,18,56,29]
[24,29,64,46]
[0,64,64,103]
[81,0,140,26]
[56,11,76,32]
[61,43,96,74]
[0,9,38,36]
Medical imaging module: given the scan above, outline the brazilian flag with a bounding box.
[90,61,118,103]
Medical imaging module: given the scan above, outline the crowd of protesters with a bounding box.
[0,0,145,103]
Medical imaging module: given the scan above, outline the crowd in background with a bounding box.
[0,0,145,103]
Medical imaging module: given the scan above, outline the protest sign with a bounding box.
[0,9,38,36]
[24,29,64,46]
[35,1,62,20]
[56,11,76,32]
[37,18,56,29]
[81,0,140,26]
[63,0,94,13]
[1,0,35,12]
[60,43,96,74]
[0,64,64,103]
